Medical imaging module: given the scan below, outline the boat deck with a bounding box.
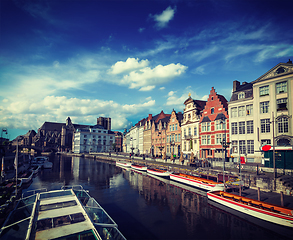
[172,173,222,185]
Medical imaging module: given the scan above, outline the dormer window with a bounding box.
[238,92,245,99]
[211,108,214,114]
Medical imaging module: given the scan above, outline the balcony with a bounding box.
[184,134,193,140]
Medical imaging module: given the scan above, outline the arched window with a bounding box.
[277,138,290,146]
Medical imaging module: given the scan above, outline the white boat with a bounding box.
[18,170,34,183]
[207,190,293,228]
[31,156,53,169]
[116,161,132,168]
[0,185,126,240]
[29,165,41,174]
[147,168,172,177]
[131,164,147,171]
[170,172,225,191]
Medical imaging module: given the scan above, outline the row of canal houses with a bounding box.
[123,61,293,167]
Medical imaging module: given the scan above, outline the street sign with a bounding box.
[261,145,271,151]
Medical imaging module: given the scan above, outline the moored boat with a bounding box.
[18,170,34,183]
[31,156,53,169]
[207,190,293,228]
[0,185,126,240]
[170,172,225,191]
[29,165,41,174]
[131,164,147,171]
[116,161,132,168]
[147,168,172,177]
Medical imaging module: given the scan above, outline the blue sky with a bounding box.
[1,0,293,140]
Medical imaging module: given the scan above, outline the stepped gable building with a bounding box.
[143,111,170,156]
[181,94,206,159]
[166,110,183,157]
[199,87,230,160]
[151,111,171,157]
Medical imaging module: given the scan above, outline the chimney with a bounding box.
[233,80,240,92]
[148,114,152,120]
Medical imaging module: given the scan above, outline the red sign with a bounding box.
[240,156,245,164]
[261,145,271,151]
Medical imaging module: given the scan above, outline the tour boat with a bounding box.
[147,168,172,177]
[170,172,225,191]
[18,170,34,183]
[207,190,293,228]
[31,156,53,169]
[116,161,132,168]
[0,185,126,240]
[131,164,147,171]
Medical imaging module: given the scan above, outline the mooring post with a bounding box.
[281,191,284,207]
[257,187,261,201]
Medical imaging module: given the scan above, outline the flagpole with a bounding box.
[15,139,18,197]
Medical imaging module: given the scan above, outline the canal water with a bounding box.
[25,155,292,240]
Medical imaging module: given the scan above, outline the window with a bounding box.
[278,117,289,133]
[201,136,207,145]
[216,120,221,130]
[178,134,181,142]
[201,123,207,132]
[238,92,245,99]
[183,141,186,151]
[239,122,245,134]
[207,122,211,131]
[277,98,288,111]
[232,141,238,153]
[239,140,246,154]
[172,124,174,131]
[261,139,271,145]
[169,125,172,131]
[238,106,245,117]
[260,85,269,96]
[211,108,214,114]
[231,122,238,135]
[246,105,253,116]
[175,124,177,131]
[175,134,178,142]
[276,81,287,94]
[261,119,270,133]
[231,108,237,118]
[247,140,254,154]
[194,127,197,136]
[188,127,192,135]
[247,121,253,134]
[184,129,186,136]
[216,134,221,144]
[260,101,269,114]
[207,135,211,145]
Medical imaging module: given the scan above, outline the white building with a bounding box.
[73,125,115,153]
[181,95,206,158]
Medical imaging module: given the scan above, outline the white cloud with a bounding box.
[160,87,165,90]
[150,6,176,29]
[109,58,149,74]
[122,63,187,90]
[139,86,155,91]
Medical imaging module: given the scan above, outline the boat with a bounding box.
[170,172,225,191]
[147,168,172,177]
[207,190,293,228]
[116,161,132,168]
[0,185,126,240]
[131,164,147,171]
[31,156,53,169]
[18,170,34,183]
[29,165,41,174]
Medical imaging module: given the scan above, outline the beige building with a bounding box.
[181,95,206,159]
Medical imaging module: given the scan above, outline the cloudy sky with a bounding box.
[1,0,293,140]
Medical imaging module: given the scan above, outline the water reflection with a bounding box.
[26,156,291,240]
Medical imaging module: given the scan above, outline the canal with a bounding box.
[25,155,291,240]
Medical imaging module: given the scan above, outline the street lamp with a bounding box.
[220,118,230,190]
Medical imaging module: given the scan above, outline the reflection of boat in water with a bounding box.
[170,172,225,191]
[31,156,53,169]
[0,185,126,240]
[147,168,172,177]
[116,161,132,168]
[208,199,293,239]
[207,191,293,228]
[131,164,147,171]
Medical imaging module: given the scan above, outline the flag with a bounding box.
[1,157,5,178]
[240,156,245,164]
[14,142,18,171]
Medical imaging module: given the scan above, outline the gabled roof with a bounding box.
[200,116,211,123]
[214,113,227,121]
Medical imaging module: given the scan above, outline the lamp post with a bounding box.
[220,118,230,190]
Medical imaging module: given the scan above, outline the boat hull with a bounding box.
[19,171,33,183]
[207,191,293,228]
[170,173,225,191]
[131,165,147,171]
[147,169,171,177]
[116,161,132,168]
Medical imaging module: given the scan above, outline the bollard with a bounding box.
[257,187,261,201]
[281,191,284,207]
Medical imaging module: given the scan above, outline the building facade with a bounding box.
[199,87,230,160]
[181,95,206,159]
[73,125,115,153]
[166,110,183,157]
